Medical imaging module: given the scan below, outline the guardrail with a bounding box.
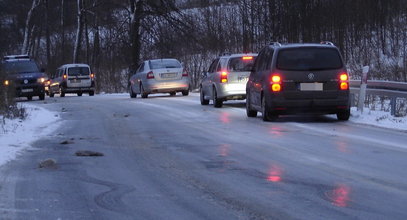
[349,80,407,116]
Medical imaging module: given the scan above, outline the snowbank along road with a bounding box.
[0,93,407,220]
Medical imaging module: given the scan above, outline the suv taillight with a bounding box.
[220,71,228,83]
[339,73,349,90]
[147,71,155,79]
[270,74,282,92]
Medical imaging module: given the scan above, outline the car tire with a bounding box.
[182,90,189,96]
[140,84,148,99]
[261,95,278,121]
[49,92,54,97]
[337,109,350,121]
[170,92,176,96]
[77,92,83,96]
[213,87,223,108]
[130,87,137,98]
[39,93,45,100]
[60,87,65,97]
[27,96,32,101]
[246,92,257,117]
[200,87,209,105]
[89,91,95,96]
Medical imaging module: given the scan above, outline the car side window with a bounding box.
[217,58,228,72]
[253,50,266,74]
[258,48,271,71]
[266,49,274,70]
[136,63,144,73]
[208,58,219,73]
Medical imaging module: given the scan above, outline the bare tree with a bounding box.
[21,0,41,54]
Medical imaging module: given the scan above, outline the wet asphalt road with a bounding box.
[0,93,407,220]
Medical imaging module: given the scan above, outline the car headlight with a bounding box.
[37,77,46,83]
[4,80,9,86]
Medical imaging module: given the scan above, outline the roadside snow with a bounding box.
[349,107,407,131]
[0,104,60,167]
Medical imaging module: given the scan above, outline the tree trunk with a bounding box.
[129,0,144,79]
[45,0,51,66]
[21,0,41,54]
[73,0,84,63]
[61,0,65,63]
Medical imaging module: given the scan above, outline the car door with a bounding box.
[202,58,219,97]
[134,62,145,93]
[253,48,273,108]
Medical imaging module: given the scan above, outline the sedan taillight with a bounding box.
[147,71,155,79]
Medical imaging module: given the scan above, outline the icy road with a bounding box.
[1,93,407,220]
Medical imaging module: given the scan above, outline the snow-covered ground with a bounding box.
[0,104,61,167]
[349,107,407,130]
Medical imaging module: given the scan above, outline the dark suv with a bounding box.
[246,42,350,121]
[1,55,47,100]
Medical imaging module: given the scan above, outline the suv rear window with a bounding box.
[68,67,90,76]
[228,57,256,72]
[2,60,39,74]
[150,59,181,69]
[276,48,343,71]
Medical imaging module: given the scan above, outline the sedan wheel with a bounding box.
[130,86,137,98]
[140,84,148,99]
[200,88,209,105]
[213,87,223,108]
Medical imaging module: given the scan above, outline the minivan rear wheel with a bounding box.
[77,92,83,96]
[200,88,209,105]
[59,87,65,97]
[337,109,350,121]
[262,95,278,121]
[246,93,257,117]
[39,93,45,100]
[213,87,223,108]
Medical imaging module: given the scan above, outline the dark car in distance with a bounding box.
[1,55,47,100]
[246,42,350,121]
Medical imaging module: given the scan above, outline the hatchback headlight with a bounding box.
[4,80,9,86]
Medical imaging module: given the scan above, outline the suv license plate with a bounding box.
[300,83,323,91]
[21,88,33,93]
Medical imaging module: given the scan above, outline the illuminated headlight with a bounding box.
[37,77,46,83]
[4,80,9,86]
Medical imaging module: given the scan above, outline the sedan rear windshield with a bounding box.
[276,48,343,71]
[228,57,256,72]
[68,67,90,76]
[150,59,181,69]
[2,61,39,74]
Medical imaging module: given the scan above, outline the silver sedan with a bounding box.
[129,59,190,98]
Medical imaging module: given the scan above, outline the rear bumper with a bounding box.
[64,87,95,93]
[145,79,189,93]
[217,83,246,100]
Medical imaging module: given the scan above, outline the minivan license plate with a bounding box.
[300,83,323,91]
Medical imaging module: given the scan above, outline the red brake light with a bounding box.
[147,71,155,79]
[220,71,228,83]
[242,56,253,60]
[339,73,349,90]
[270,74,282,92]
[182,70,188,77]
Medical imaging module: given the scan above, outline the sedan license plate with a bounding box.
[21,88,33,93]
[300,83,323,91]
[161,73,177,78]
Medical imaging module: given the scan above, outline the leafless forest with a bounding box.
[1,0,407,93]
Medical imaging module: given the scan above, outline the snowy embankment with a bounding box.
[349,107,407,130]
[0,104,60,167]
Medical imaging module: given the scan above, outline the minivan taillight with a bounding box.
[90,73,95,79]
[63,74,67,80]
[147,71,155,79]
[339,73,349,90]
[270,74,282,92]
[220,71,228,83]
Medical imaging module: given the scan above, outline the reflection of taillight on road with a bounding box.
[339,73,349,90]
[147,71,155,79]
[220,71,228,83]
[270,74,282,92]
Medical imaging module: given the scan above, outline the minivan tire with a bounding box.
[246,93,257,117]
[77,92,83,96]
[200,88,209,105]
[337,109,350,121]
[213,87,223,108]
[60,87,65,97]
[39,93,45,100]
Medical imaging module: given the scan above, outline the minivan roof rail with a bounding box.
[270,42,282,47]
[320,41,334,46]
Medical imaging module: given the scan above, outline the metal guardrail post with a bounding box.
[391,97,396,116]
[357,66,369,113]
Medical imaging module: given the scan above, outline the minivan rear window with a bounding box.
[68,67,90,76]
[276,48,343,71]
[150,59,181,69]
[228,57,256,72]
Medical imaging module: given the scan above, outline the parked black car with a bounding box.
[246,42,350,121]
[1,55,47,100]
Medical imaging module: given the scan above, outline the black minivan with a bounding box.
[246,42,350,121]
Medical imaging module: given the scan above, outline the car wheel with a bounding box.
[130,86,137,98]
[49,92,54,97]
[200,87,209,105]
[140,84,148,99]
[60,87,65,97]
[170,92,176,96]
[89,91,95,96]
[246,92,257,117]
[39,93,45,100]
[261,95,278,121]
[182,90,189,96]
[337,109,350,121]
[213,87,223,108]
[27,96,32,101]
[77,92,83,96]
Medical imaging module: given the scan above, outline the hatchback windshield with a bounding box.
[68,67,90,76]
[2,61,39,74]
[277,48,343,71]
[150,59,181,69]
[228,56,256,71]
